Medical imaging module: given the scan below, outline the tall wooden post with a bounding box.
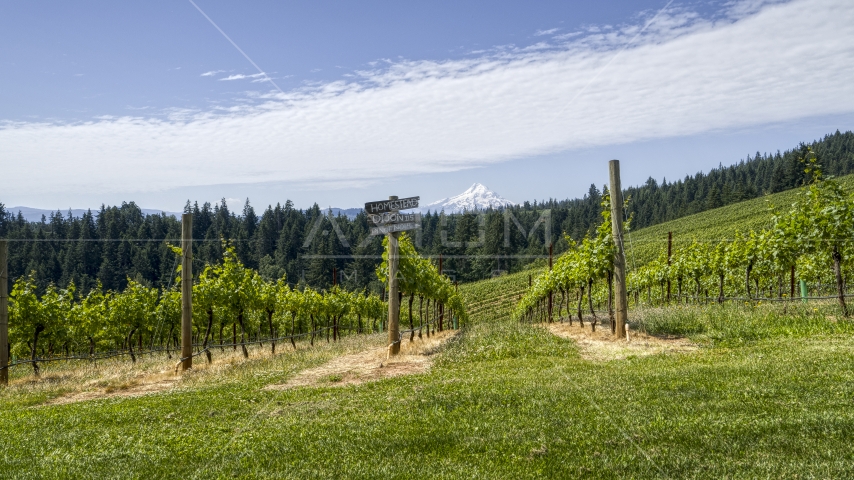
[790,265,795,299]
[666,231,673,303]
[548,243,553,322]
[609,160,628,339]
[181,214,193,371]
[387,196,401,355]
[438,254,444,331]
[0,240,8,386]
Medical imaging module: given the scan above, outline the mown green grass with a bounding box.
[2,281,853,478]
[636,302,854,346]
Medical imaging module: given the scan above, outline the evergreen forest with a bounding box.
[2,130,853,295]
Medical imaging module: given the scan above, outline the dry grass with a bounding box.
[46,375,179,406]
[5,332,396,406]
[265,329,458,390]
[546,319,697,361]
[5,354,180,407]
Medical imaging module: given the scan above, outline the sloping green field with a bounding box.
[1,294,852,478]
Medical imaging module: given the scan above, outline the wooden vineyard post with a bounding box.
[609,160,628,339]
[181,213,193,371]
[548,243,553,322]
[454,282,459,329]
[438,254,444,331]
[0,240,8,386]
[387,196,401,355]
[790,265,795,300]
[666,231,673,304]
[365,194,419,354]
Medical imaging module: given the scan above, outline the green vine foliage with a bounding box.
[6,241,386,364]
[515,188,617,321]
[518,148,854,318]
[376,232,468,326]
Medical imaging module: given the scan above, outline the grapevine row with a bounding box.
[6,242,385,375]
[377,232,468,343]
[517,150,854,321]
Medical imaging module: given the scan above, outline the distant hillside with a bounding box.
[329,207,361,219]
[624,130,854,229]
[524,130,854,236]
[7,206,180,222]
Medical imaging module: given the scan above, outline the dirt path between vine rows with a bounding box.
[265,329,457,390]
[43,373,180,406]
[546,321,698,361]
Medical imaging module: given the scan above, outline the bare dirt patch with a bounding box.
[44,373,179,406]
[265,330,457,390]
[546,321,697,361]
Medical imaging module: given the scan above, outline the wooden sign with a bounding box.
[364,196,419,215]
[370,194,420,358]
[370,222,420,236]
[368,212,420,225]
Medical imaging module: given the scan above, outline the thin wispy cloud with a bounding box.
[219,73,266,81]
[553,32,582,41]
[187,0,284,95]
[2,0,853,197]
[200,70,225,77]
[535,28,559,36]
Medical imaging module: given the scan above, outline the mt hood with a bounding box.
[422,183,514,213]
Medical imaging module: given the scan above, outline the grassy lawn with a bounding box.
[2,294,854,478]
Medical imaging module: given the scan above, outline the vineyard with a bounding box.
[1,234,467,380]
[3,156,854,477]
[517,151,854,324]
[376,232,468,339]
[623,173,854,267]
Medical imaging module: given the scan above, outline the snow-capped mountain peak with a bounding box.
[422,183,514,213]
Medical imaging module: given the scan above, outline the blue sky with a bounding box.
[1,1,674,120]
[2,0,854,212]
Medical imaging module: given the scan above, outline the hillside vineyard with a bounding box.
[4,239,467,373]
[519,149,854,324]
